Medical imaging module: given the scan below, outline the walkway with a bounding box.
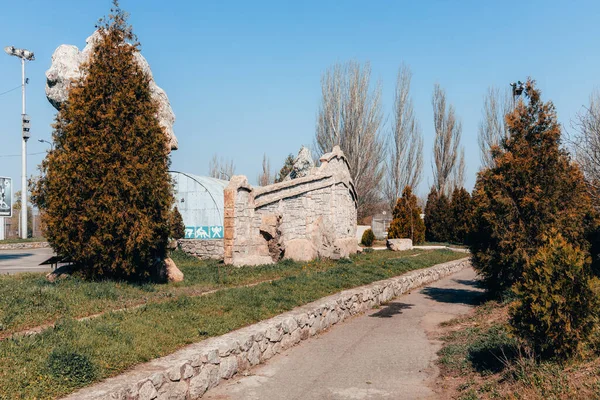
[205,267,483,400]
[0,247,54,275]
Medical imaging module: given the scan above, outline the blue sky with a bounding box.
[1,0,599,199]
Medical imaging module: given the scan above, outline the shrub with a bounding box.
[470,80,596,296]
[424,187,451,243]
[31,4,173,279]
[170,206,185,240]
[361,229,375,247]
[388,186,425,244]
[510,232,599,359]
[47,348,96,384]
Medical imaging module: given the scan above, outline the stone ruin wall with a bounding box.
[224,146,358,266]
[178,239,224,260]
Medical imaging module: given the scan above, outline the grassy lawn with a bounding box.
[0,237,47,244]
[436,299,600,399]
[0,249,464,399]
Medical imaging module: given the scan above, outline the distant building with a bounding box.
[170,172,227,240]
[371,210,393,239]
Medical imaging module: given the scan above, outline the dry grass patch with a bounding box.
[436,300,600,399]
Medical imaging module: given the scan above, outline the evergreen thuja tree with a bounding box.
[388,186,425,244]
[470,80,595,296]
[449,187,473,245]
[274,153,295,183]
[32,3,173,279]
[424,187,451,243]
[510,231,599,359]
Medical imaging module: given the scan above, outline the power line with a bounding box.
[0,151,46,158]
[0,85,22,97]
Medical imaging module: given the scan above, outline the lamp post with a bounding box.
[38,139,54,151]
[4,46,34,239]
[510,81,524,108]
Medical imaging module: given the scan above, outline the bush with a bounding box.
[47,348,96,384]
[361,229,375,247]
[470,80,596,296]
[424,187,451,243]
[170,206,185,240]
[510,232,599,360]
[31,5,173,280]
[388,186,425,244]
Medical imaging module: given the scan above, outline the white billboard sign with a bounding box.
[0,177,12,217]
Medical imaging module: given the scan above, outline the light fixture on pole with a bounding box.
[38,138,54,151]
[510,81,524,108]
[5,45,34,239]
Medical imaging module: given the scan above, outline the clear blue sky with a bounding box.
[1,0,599,199]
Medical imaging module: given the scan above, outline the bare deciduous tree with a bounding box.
[383,64,423,211]
[208,154,235,181]
[314,61,384,219]
[571,91,600,205]
[478,86,510,169]
[450,147,465,191]
[257,153,273,186]
[432,84,463,196]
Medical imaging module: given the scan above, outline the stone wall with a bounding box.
[224,146,358,266]
[0,241,50,251]
[178,239,224,260]
[63,257,470,400]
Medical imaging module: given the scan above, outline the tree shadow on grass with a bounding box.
[466,326,520,374]
[420,287,485,306]
[369,302,413,318]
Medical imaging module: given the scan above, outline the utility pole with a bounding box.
[4,46,34,239]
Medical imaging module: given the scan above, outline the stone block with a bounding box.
[386,238,413,251]
[137,381,158,400]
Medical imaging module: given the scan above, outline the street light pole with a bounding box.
[38,139,54,151]
[21,57,27,239]
[4,45,34,239]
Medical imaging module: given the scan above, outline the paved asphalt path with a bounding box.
[205,267,483,400]
[0,247,54,275]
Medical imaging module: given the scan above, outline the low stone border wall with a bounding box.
[0,241,49,250]
[177,239,224,260]
[64,257,471,400]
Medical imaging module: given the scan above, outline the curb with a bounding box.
[64,257,471,400]
[0,241,50,251]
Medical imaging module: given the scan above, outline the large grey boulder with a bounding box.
[386,238,413,251]
[284,146,315,180]
[45,31,178,152]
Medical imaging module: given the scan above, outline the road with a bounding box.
[205,267,483,400]
[0,247,54,275]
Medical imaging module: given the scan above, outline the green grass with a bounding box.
[0,249,465,399]
[0,249,458,336]
[0,237,46,244]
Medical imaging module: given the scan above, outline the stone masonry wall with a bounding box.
[0,241,50,250]
[64,257,471,400]
[224,146,358,266]
[178,239,224,261]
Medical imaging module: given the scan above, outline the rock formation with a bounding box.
[224,146,357,266]
[45,30,178,151]
[284,146,315,180]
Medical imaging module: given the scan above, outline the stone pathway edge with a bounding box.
[64,256,471,400]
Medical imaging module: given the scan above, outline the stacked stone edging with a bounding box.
[178,239,224,260]
[0,241,49,251]
[64,257,471,400]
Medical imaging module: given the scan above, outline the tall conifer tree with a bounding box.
[470,80,595,295]
[32,2,173,279]
[388,186,425,244]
